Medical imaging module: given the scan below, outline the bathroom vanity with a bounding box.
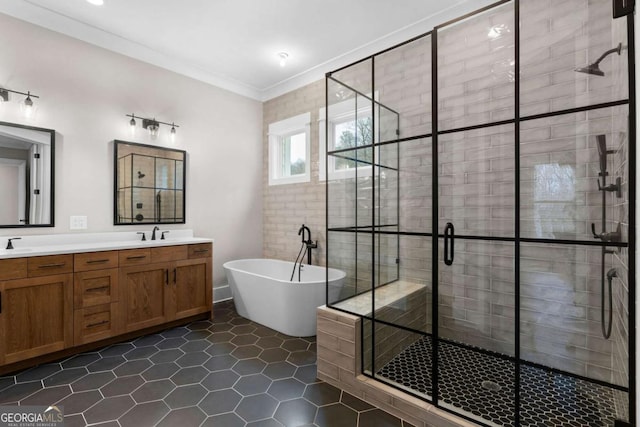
[0,232,212,375]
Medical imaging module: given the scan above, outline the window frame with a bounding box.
[268,112,311,186]
[319,97,378,182]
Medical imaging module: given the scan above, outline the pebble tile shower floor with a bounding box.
[0,301,413,427]
[378,337,625,426]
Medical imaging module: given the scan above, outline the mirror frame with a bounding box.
[113,140,187,226]
[0,121,55,229]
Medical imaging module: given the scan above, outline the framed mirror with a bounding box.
[114,140,186,225]
[0,121,55,228]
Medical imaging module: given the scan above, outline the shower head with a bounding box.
[575,63,605,77]
[575,43,622,76]
[596,135,607,175]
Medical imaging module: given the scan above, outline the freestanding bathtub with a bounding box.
[223,259,346,337]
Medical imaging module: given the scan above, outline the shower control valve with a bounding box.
[597,177,622,198]
[591,223,621,243]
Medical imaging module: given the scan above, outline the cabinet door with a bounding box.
[172,258,211,320]
[0,274,73,365]
[119,263,171,332]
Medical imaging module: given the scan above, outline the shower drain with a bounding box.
[481,380,502,392]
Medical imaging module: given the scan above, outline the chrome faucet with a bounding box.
[151,226,160,241]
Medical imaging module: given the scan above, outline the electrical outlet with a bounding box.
[70,215,88,230]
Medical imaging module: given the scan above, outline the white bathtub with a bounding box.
[223,259,346,337]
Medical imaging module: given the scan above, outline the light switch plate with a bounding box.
[70,215,88,230]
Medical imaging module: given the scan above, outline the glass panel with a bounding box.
[330,59,372,98]
[374,235,431,334]
[131,188,155,223]
[175,190,184,222]
[155,158,175,189]
[374,35,432,140]
[131,154,154,188]
[438,237,515,426]
[520,0,629,116]
[439,124,515,237]
[437,1,515,131]
[520,106,629,241]
[372,321,432,400]
[156,189,176,222]
[280,132,306,177]
[439,239,515,356]
[327,230,357,306]
[175,160,184,190]
[520,243,629,424]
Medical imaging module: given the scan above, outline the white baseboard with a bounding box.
[214,284,232,302]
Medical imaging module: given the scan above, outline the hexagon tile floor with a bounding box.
[0,301,414,427]
[378,337,628,426]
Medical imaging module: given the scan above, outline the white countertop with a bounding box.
[0,230,213,259]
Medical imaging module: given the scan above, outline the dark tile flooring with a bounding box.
[0,301,414,427]
[378,336,627,426]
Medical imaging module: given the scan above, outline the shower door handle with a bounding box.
[444,222,455,266]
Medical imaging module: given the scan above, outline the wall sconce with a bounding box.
[0,87,40,118]
[126,114,179,140]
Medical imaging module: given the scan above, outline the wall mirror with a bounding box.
[114,140,186,225]
[0,121,55,228]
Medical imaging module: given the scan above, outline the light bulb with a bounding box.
[170,124,176,143]
[149,124,158,138]
[278,52,289,67]
[23,93,34,118]
[129,116,136,134]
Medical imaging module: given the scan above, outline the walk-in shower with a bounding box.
[325,0,635,425]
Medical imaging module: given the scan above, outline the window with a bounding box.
[319,99,376,181]
[268,112,311,185]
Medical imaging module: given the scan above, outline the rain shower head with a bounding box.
[596,135,607,175]
[575,43,622,76]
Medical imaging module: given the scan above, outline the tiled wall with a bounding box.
[263,80,326,266]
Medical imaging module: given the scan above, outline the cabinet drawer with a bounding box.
[74,303,119,345]
[75,251,118,272]
[28,255,73,278]
[151,245,188,263]
[0,258,28,281]
[119,248,151,266]
[188,243,212,259]
[74,268,119,308]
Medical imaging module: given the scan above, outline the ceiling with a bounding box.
[0,0,493,100]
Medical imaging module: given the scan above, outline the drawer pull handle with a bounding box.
[86,286,109,293]
[38,263,66,269]
[126,255,147,260]
[86,320,109,328]
[193,249,208,254]
[86,259,109,264]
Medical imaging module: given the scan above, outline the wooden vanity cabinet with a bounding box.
[0,243,212,371]
[119,244,213,331]
[0,256,74,365]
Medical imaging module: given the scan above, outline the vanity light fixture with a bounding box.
[0,87,40,118]
[126,114,179,140]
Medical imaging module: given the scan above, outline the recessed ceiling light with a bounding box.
[86,0,104,5]
[278,52,289,67]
